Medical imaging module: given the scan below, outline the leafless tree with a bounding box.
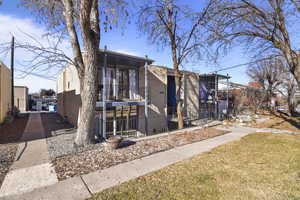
[19,0,128,146]
[276,71,298,116]
[246,58,284,109]
[247,88,265,114]
[212,0,300,89]
[137,0,215,129]
[231,88,247,115]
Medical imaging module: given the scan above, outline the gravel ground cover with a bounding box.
[50,127,229,180]
[47,133,103,159]
[0,144,18,187]
[0,114,29,187]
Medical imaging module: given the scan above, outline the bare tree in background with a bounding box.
[246,87,265,114]
[231,88,247,115]
[276,70,298,116]
[137,0,215,129]
[247,58,284,109]
[213,0,300,88]
[19,0,128,146]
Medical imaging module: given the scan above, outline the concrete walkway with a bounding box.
[0,113,58,198]
[255,127,300,135]
[0,125,258,200]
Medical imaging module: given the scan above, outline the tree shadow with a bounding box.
[118,140,136,148]
[270,110,300,130]
[0,113,29,144]
[41,112,74,138]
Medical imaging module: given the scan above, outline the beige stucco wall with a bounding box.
[138,65,169,134]
[184,71,200,120]
[0,62,12,122]
[14,86,28,112]
[57,65,81,126]
[57,64,80,95]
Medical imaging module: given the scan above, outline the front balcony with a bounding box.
[95,48,154,138]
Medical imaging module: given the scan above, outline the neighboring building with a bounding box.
[14,86,29,112]
[248,81,262,88]
[0,61,12,122]
[57,49,230,138]
[29,94,56,111]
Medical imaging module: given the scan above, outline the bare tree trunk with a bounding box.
[172,58,184,129]
[287,86,296,117]
[266,86,272,110]
[74,0,100,146]
[293,60,300,89]
[75,59,98,145]
[287,95,296,116]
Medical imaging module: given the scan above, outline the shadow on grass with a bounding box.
[270,110,300,131]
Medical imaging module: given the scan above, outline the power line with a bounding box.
[209,56,278,73]
[15,68,56,81]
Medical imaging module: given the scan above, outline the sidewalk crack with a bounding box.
[80,175,93,197]
[16,142,27,161]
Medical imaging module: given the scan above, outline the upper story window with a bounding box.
[98,67,138,101]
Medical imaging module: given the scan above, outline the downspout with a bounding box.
[144,56,149,136]
[102,46,107,139]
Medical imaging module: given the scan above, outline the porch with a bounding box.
[95,48,154,138]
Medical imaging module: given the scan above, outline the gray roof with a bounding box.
[98,49,154,67]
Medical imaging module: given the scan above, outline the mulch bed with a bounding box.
[51,127,229,181]
[0,114,29,187]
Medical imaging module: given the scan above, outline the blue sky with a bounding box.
[0,0,251,93]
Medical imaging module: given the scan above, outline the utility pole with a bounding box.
[11,36,14,115]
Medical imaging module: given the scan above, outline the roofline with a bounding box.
[98,49,154,64]
[14,86,28,89]
[199,73,231,79]
[0,60,9,70]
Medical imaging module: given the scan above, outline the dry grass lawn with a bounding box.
[91,133,300,200]
[252,111,300,133]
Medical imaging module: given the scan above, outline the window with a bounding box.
[118,69,129,99]
[98,68,137,101]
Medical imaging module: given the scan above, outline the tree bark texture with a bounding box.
[74,0,100,146]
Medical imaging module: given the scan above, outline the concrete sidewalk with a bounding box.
[0,113,58,198]
[1,125,257,200]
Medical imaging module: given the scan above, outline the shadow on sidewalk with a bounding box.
[40,112,74,138]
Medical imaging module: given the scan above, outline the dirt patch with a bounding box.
[52,127,229,180]
[0,114,29,144]
[251,111,300,133]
